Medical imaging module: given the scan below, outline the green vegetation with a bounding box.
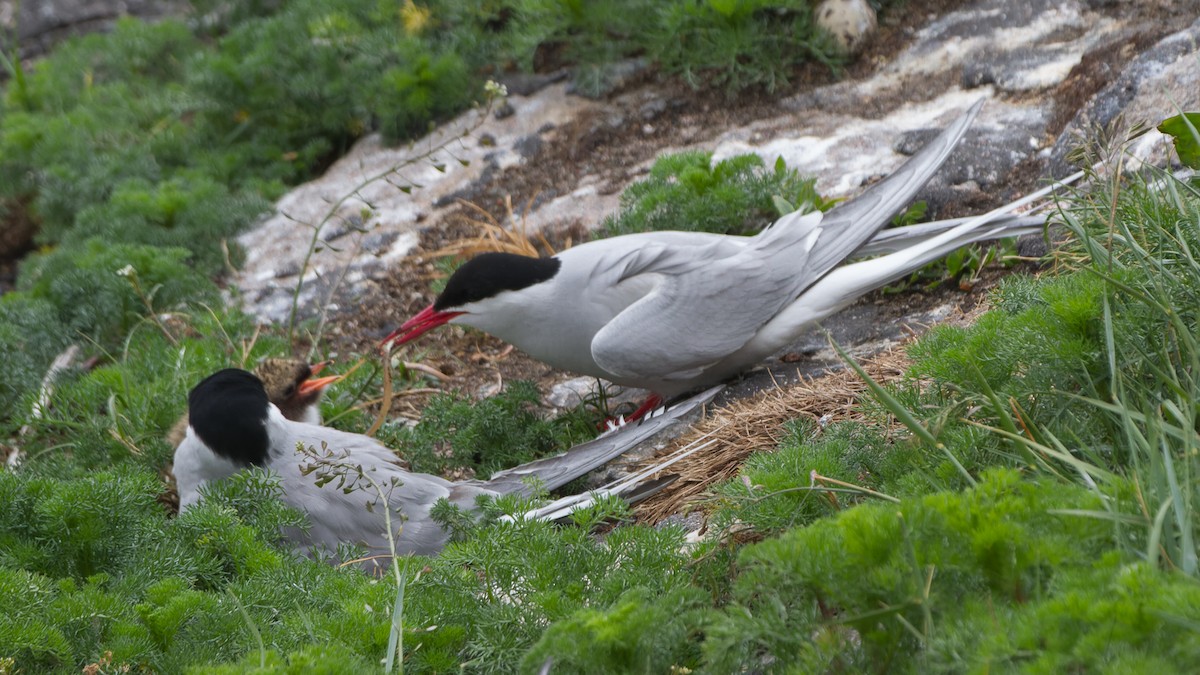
[0,294,70,418]
[4,3,1200,672]
[652,0,843,94]
[376,380,597,478]
[703,471,1199,673]
[601,152,836,237]
[0,0,874,261]
[5,138,1200,671]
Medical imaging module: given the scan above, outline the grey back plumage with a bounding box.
[585,101,983,383]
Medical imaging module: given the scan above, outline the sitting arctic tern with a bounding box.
[382,100,1069,418]
[173,368,718,567]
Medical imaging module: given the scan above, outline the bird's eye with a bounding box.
[284,385,296,398]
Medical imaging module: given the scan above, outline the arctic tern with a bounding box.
[166,358,340,447]
[173,368,718,567]
[383,100,1069,419]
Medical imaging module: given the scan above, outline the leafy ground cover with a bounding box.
[599,152,836,238]
[4,3,1200,673]
[4,140,1200,672]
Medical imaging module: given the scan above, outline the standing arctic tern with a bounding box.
[382,101,1059,412]
[173,369,718,566]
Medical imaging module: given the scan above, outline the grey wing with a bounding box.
[590,242,812,380]
[278,424,465,557]
[282,470,459,562]
[617,229,750,254]
[476,385,721,496]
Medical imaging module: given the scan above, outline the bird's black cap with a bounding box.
[434,252,561,311]
[188,368,271,466]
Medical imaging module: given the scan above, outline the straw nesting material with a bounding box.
[630,348,911,525]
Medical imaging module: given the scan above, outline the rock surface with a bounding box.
[1050,15,1200,174]
[0,0,184,62]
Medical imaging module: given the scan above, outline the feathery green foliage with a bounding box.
[0,241,220,431]
[908,272,1115,450]
[0,18,273,279]
[424,500,696,672]
[601,152,835,238]
[0,294,70,423]
[19,241,218,348]
[376,380,597,478]
[652,0,843,94]
[522,586,709,673]
[713,418,918,535]
[903,164,1200,575]
[0,0,870,308]
[5,10,1200,668]
[705,469,1199,672]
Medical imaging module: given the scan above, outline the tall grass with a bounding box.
[1057,160,1200,575]
[861,149,1200,578]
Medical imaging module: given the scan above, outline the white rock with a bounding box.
[815,0,877,54]
[546,376,602,409]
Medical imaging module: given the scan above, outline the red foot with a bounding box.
[598,393,664,431]
[627,394,664,422]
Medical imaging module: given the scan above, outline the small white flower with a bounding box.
[484,80,508,99]
[116,264,135,278]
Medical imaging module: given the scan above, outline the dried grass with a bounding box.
[631,348,912,524]
[428,195,568,260]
